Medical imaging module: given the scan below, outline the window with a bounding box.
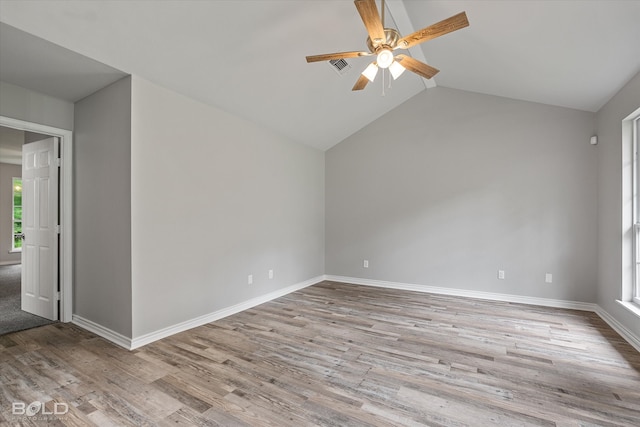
[633,116,640,304]
[12,177,22,252]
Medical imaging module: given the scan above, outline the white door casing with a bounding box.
[0,116,72,323]
[21,137,59,320]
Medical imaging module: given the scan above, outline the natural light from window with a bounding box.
[632,116,640,305]
[12,177,22,252]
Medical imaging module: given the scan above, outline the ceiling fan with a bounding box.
[306,0,469,91]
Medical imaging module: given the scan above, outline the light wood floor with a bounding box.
[1,281,639,426]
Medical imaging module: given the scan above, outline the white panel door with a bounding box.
[21,137,59,320]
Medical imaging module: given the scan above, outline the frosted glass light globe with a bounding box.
[376,49,394,69]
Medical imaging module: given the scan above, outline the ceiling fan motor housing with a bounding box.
[367,28,400,52]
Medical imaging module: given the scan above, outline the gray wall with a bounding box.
[0,81,74,130]
[74,76,132,337]
[130,77,325,337]
[596,71,640,339]
[326,87,598,303]
[0,162,22,264]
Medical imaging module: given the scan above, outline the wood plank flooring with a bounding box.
[1,281,639,426]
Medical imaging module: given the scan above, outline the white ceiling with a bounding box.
[0,0,638,151]
[0,23,126,102]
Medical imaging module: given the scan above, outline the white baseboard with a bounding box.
[325,275,597,311]
[129,275,325,350]
[72,276,323,350]
[72,315,132,350]
[0,261,20,266]
[70,273,640,354]
[596,306,640,352]
[326,275,640,352]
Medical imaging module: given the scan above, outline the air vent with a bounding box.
[328,58,352,76]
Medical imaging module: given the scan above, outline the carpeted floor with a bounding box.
[0,264,55,336]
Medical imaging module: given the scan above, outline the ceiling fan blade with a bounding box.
[352,74,370,91]
[395,54,439,79]
[396,12,469,50]
[306,51,371,63]
[354,0,386,47]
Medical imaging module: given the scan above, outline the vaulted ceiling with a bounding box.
[1,0,639,151]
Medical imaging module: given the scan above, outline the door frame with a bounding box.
[1,115,73,323]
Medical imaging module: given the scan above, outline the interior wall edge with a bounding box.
[71,314,132,350]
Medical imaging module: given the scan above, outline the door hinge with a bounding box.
[55,291,61,301]
[56,225,61,234]
[55,157,62,167]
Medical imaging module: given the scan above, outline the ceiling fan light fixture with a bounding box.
[376,48,394,68]
[305,1,470,93]
[389,60,406,80]
[362,62,379,82]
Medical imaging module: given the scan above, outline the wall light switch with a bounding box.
[248,274,253,285]
[545,273,552,283]
[268,269,274,279]
[498,270,505,280]
[363,260,369,268]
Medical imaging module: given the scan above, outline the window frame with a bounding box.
[634,116,640,305]
[11,177,22,252]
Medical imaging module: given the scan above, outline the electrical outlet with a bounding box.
[545,273,552,283]
[363,260,369,268]
[248,274,253,285]
[268,269,274,279]
[498,270,505,280]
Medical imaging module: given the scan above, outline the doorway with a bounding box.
[1,126,60,333]
[0,117,73,333]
